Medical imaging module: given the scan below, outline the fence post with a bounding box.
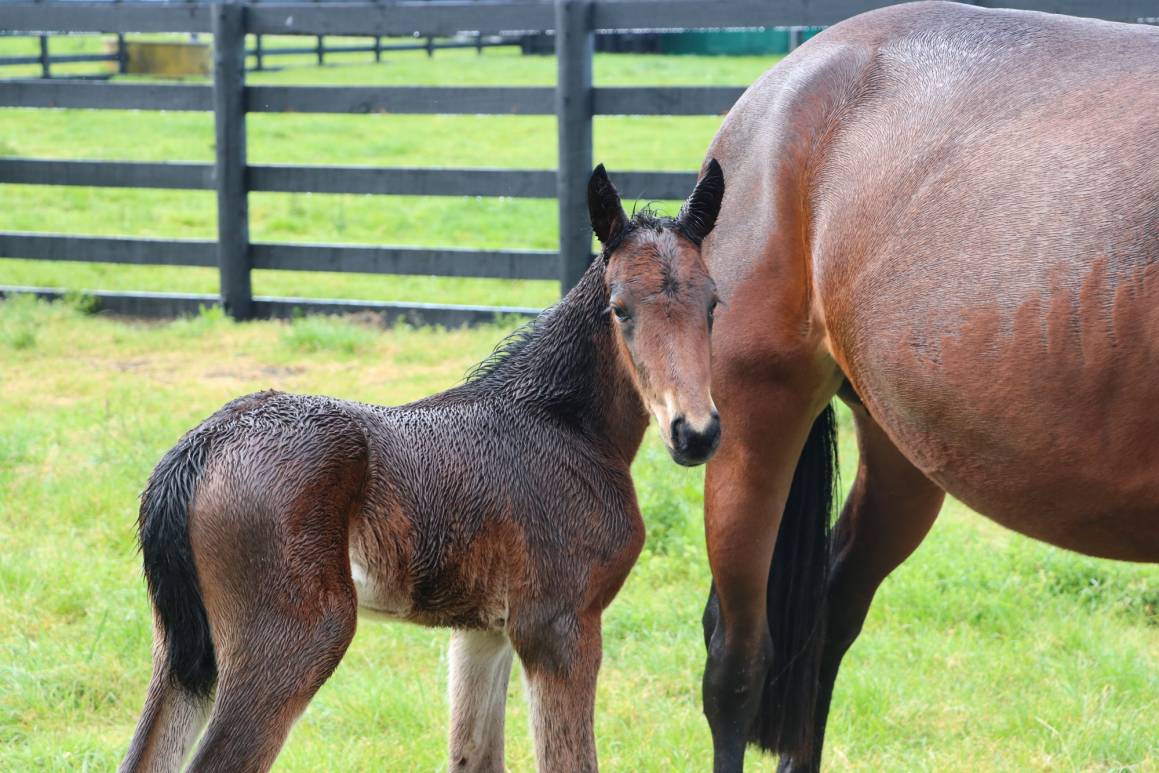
[38,35,50,79]
[555,0,593,293]
[316,35,325,65]
[254,33,264,71]
[374,35,382,62]
[212,2,252,320]
[116,33,128,74]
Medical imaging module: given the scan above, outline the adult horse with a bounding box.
[688,2,1158,770]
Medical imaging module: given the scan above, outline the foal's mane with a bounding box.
[598,204,675,257]
[462,311,551,385]
[462,207,672,395]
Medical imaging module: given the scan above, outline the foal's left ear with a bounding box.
[678,158,725,246]
[588,164,628,245]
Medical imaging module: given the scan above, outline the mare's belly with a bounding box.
[838,276,1159,562]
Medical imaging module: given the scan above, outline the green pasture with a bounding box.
[1,298,1156,771]
[1,38,1157,772]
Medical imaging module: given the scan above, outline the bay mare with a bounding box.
[654,3,1157,770]
[119,165,725,772]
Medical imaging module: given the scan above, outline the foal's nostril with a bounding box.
[703,413,721,448]
[670,413,721,465]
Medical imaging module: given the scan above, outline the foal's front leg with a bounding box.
[448,629,514,772]
[516,612,602,773]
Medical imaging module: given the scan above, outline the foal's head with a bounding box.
[588,161,724,466]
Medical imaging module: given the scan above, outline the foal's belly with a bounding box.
[837,270,1159,562]
[347,517,518,630]
[349,555,415,620]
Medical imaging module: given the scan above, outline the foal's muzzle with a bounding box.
[669,411,721,467]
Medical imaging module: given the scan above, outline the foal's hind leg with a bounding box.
[777,402,944,773]
[187,590,357,772]
[513,611,603,773]
[119,626,212,773]
[183,477,361,771]
[448,629,514,772]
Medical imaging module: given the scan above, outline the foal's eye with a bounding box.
[611,304,631,322]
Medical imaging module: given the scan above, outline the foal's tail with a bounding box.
[138,433,217,697]
[752,403,838,760]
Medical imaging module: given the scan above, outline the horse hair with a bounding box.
[757,403,838,760]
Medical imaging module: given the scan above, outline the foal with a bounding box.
[120,162,725,773]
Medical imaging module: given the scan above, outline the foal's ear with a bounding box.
[588,164,628,245]
[678,158,725,245]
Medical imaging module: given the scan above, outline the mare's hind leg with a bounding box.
[119,626,213,772]
[448,629,514,772]
[513,611,602,773]
[778,401,944,773]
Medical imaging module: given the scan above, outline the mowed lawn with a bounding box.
[2,38,1158,772]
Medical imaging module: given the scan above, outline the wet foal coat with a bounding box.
[121,166,725,773]
[691,2,1158,771]
[123,268,645,773]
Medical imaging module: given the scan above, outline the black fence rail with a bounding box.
[0,31,518,80]
[0,0,1152,326]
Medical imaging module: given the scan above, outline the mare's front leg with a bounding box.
[512,610,603,772]
[702,371,835,773]
[448,628,514,772]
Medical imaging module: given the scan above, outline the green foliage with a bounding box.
[167,303,230,338]
[0,293,44,350]
[61,290,99,315]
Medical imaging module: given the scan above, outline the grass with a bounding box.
[0,298,1156,771]
[1,36,1157,772]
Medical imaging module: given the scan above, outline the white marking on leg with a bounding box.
[448,629,513,772]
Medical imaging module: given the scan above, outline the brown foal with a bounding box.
[119,163,724,772]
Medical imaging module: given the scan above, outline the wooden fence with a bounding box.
[0,32,519,79]
[0,0,1152,325]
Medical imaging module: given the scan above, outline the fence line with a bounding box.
[0,158,700,199]
[0,32,519,79]
[0,0,1151,325]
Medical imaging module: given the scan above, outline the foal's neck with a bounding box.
[467,260,650,463]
